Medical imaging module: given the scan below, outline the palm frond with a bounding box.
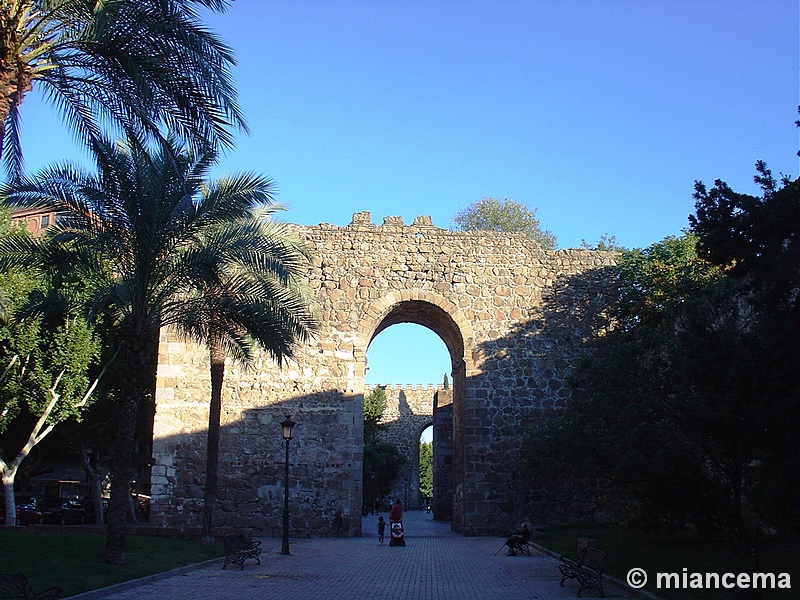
[0,0,246,174]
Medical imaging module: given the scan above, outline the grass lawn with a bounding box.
[533,525,798,600]
[0,529,224,597]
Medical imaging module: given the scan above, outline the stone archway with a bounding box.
[150,211,617,537]
[358,292,473,527]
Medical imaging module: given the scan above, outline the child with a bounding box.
[377,516,386,545]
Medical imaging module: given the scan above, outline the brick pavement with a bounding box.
[68,512,640,599]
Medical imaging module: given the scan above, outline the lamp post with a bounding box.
[280,414,295,556]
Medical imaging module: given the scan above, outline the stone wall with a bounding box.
[150,212,617,538]
[365,384,440,509]
[432,389,453,521]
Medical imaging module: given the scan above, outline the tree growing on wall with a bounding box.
[452,197,557,250]
[580,234,623,251]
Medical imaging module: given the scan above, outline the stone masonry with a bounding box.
[150,212,617,538]
[366,383,439,510]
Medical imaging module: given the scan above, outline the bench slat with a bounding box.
[0,572,62,600]
[222,534,262,570]
[558,548,606,597]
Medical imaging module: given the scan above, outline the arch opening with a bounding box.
[365,323,450,385]
[362,299,465,523]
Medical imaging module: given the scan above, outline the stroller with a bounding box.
[389,520,405,546]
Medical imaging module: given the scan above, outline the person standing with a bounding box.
[377,516,386,544]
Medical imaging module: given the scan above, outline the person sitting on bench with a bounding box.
[505,522,531,555]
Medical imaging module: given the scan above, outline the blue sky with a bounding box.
[15,0,799,385]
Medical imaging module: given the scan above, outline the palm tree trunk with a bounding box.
[0,46,35,162]
[201,337,226,545]
[104,385,137,563]
[104,326,158,564]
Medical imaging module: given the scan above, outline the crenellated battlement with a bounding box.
[348,211,438,229]
[365,383,445,392]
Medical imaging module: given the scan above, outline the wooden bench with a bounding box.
[558,547,606,597]
[0,572,61,599]
[222,534,262,570]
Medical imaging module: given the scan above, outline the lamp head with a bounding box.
[281,415,296,440]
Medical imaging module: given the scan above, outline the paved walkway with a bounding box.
[70,512,639,599]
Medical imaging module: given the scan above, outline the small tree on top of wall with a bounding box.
[452,197,558,250]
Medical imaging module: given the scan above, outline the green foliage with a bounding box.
[0,207,33,323]
[0,0,246,178]
[689,162,799,536]
[615,233,725,327]
[363,385,388,428]
[418,440,432,499]
[363,441,406,501]
[0,136,318,561]
[527,216,797,546]
[0,315,99,434]
[0,209,99,441]
[452,197,558,250]
[690,162,799,311]
[580,234,624,251]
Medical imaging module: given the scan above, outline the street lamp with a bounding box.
[280,414,295,556]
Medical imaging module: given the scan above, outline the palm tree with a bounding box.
[180,203,318,545]
[0,0,245,177]
[0,136,315,563]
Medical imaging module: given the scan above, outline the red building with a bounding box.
[10,208,59,236]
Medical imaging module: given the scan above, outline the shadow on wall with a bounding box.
[149,388,364,539]
[464,265,618,534]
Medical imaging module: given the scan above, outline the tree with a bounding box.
[0,0,246,178]
[689,162,799,311]
[0,136,302,563]
[364,385,387,426]
[689,162,799,536]
[527,231,794,549]
[179,202,318,545]
[452,197,557,250]
[418,440,432,500]
[0,314,100,526]
[529,235,786,547]
[0,211,102,526]
[614,234,722,328]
